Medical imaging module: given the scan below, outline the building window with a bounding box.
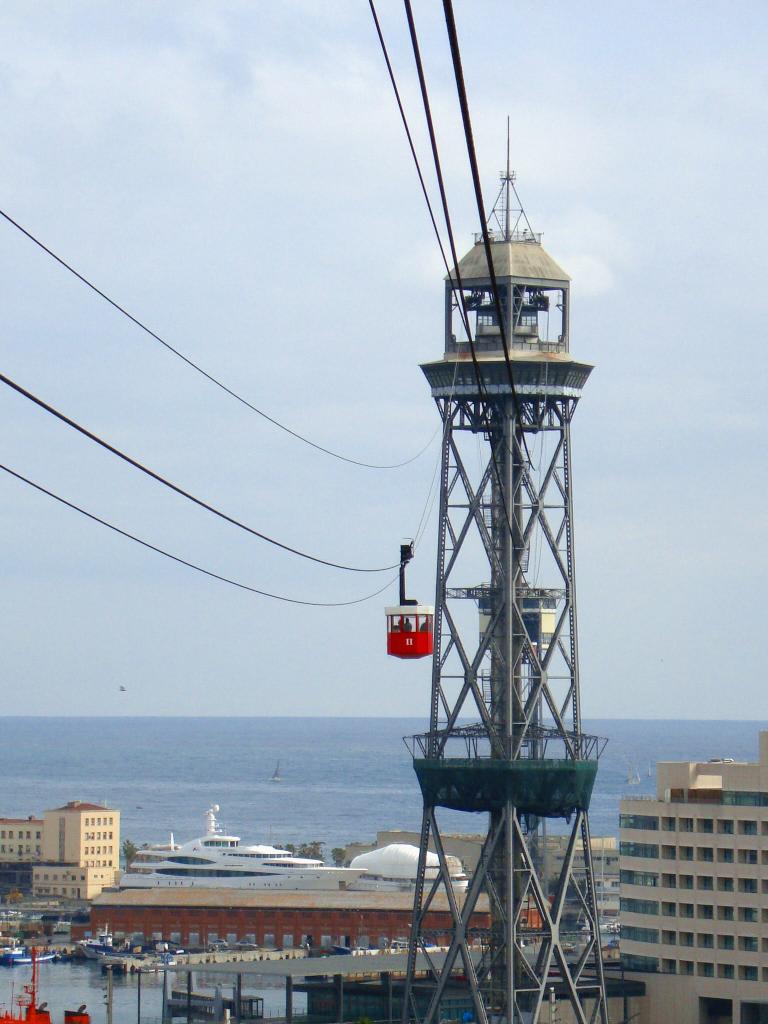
[620,842,659,859]
[739,878,758,894]
[696,819,713,834]
[622,926,659,944]
[620,898,659,915]
[679,818,694,832]
[679,903,694,918]
[717,878,734,892]
[696,847,713,862]
[697,905,714,920]
[679,846,694,861]
[661,846,676,860]
[620,869,658,887]
[679,960,694,975]
[738,849,758,865]
[662,873,676,888]
[697,934,714,949]
[739,821,758,835]
[620,814,659,831]
[661,930,676,946]
[697,962,714,978]
[679,932,694,947]
[717,819,734,834]
[697,876,714,890]
[718,935,734,950]
[717,848,734,863]
[739,907,758,923]
[621,954,658,972]
[661,817,675,832]
[739,966,758,982]
[718,906,734,921]
[739,937,758,952]
[718,964,734,979]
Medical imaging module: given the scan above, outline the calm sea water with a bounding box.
[3,717,767,1024]
[5,717,768,848]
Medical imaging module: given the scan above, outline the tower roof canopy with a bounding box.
[449,238,570,287]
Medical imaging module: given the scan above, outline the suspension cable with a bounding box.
[441,0,533,467]
[0,207,433,471]
[401,0,517,534]
[0,372,398,574]
[0,462,398,606]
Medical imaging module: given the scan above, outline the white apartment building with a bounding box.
[620,731,768,1024]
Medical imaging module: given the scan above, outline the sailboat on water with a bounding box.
[270,760,282,783]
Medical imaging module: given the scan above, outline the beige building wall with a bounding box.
[34,801,120,900]
[0,818,43,861]
[32,864,116,900]
[41,800,120,870]
[620,731,768,1024]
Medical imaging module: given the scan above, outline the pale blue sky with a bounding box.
[1,1,767,717]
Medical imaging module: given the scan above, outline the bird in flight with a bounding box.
[119,685,127,692]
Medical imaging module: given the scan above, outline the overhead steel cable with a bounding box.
[440,0,533,467]
[0,372,398,574]
[0,462,398,606]
[368,0,469,341]
[401,0,517,532]
[0,207,432,471]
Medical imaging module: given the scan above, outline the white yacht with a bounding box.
[120,806,366,891]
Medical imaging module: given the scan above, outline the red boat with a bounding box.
[1,949,51,1024]
[0,950,88,1024]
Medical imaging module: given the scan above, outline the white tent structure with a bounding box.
[349,843,468,892]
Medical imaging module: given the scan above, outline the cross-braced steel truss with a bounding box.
[401,386,608,1024]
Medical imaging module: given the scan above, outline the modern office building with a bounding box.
[620,731,768,1024]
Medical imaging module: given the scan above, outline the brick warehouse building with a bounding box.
[75,889,492,950]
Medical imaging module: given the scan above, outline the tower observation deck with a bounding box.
[400,174,609,1024]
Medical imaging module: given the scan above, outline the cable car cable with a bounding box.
[0,207,433,471]
[440,0,534,469]
[401,0,517,535]
[368,0,473,344]
[0,462,399,606]
[0,371,399,574]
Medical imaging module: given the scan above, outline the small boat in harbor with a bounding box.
[0,946,56,962]
[75,929,114,960]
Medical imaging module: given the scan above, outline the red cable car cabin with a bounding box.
[386,605,434,659]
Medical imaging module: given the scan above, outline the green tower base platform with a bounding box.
[413,757,598,818]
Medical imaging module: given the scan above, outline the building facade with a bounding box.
[0,816,44,895]
[620,731,768,1024]
[0,816,43,861]
[32,800,120,900]
[75,889,491,950]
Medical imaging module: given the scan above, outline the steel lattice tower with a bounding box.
[401,180,609,1024]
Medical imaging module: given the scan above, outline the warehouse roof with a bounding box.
[94,887,489,913]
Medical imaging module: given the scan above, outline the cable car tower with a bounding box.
[400,167,609,1023]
